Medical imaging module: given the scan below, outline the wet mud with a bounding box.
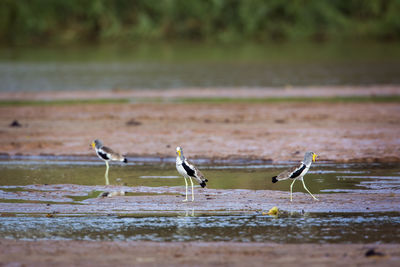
[0,184,399,215]
[0,240,399,267]
[1,87,400,162]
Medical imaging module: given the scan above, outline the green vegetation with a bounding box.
[1,0,400,45]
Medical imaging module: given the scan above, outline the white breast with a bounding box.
[176,156,188,177]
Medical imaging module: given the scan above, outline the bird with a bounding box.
[272,151,318,201]
[175,146,208,202]
[91,139,127,185]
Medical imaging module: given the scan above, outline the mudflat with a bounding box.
[0,240,398,267]
[1,87,400,162]
[0,185,399,214]
[1,87,400,267]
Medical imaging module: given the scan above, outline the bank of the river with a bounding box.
[0,87,399,163]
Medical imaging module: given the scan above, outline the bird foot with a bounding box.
[182,199,188,202]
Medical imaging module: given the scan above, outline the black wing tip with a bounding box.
[123,158,128,163]
[200,181,207,188]
[272,176,278,183]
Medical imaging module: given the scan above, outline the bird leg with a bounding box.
[301,179,318,201]
[105,161,110,185]
[183,177,188,202]
[185,208,195,217]
[290,179,296,202]
[189,177,194,202]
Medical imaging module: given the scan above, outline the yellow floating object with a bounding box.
[262,206,279,216]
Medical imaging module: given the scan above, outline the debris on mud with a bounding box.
[99,191,126,198]
[9,120,22,127]
[365,248,385,257]
[126,119,142,126]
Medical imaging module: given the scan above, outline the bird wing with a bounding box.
[101,146,115,154]
[101,146,124,161]
[186,159,207,182]
[277,164,304,179]
[96,149,110,160]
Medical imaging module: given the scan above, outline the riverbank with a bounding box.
[1,87,399,162]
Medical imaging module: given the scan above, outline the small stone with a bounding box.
[9,120,22,127]
[365,248,384,257]
[126,119,142,126]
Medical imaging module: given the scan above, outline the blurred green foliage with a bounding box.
[1,0,400,45]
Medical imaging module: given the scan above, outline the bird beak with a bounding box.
[177,150,181,157]
[313,153,318,162]
[91,142,95,149]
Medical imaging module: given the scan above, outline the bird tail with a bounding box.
[272,176,278,183]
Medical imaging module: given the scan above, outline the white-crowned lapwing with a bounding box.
[272,151,318,201]
[176,146,208,202]
[91,139,127,185]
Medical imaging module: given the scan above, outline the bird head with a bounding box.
[304,151,318,164]
[176,146,183,157]
[91,139,102,149]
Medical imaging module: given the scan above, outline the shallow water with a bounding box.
[0,212,399,243]
[0,158,399,194]
[1,42,400,91]
[0,158,399,243]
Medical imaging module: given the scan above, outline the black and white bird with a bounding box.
[91,139,127,185]
[272,151,318,201]
[176,146,208,202]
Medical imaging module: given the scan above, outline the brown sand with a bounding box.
[1,88,400,162]
[0,240,399,267]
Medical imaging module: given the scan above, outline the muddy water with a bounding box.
[2,42,400,91]
[0,158,399,194]
[0,213,399,243]
[0,158,399,243]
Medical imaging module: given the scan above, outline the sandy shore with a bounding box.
[1,87,400,162]
[0,239,398,267]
